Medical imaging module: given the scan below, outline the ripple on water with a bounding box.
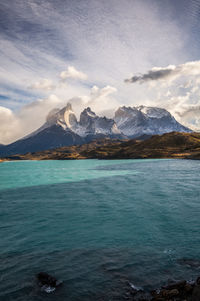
[0,159,200,300]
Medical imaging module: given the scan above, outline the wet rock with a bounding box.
[191,279,200,301]
[151,288,179,300]
[162,280,186,291]
[196,276,200,285]
[150,277,200,301]
[126,281,152,300]
[36,272,62,293]
[133,291,152,301]
[163,288,179,297]
[184,282,193,293]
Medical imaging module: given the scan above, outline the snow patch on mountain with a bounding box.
[137,105,170,118]
[114,105,191,137]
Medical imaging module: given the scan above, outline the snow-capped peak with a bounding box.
[137,105,170,118]
[114,105,191,137]
[45,102,77,130]
[82,107,96,117]
[35,104,191,141]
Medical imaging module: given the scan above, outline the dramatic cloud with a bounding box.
[0,85,118,144]
[29,79,55,91]
[0,106,21,144]
[125,61,200,84]
[0,95,65,144]
[60,66,88,81]
[1,0,200,137]
[64,85,118,117]
[0,0,190,110]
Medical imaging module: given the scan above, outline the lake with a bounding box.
[0,159,200,300]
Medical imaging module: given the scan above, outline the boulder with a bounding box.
[36,272,62,293]
[192,280,200,301]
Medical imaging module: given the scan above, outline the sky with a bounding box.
[1,0,200,144]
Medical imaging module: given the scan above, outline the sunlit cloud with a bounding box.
[60,66,87,81]
[29,78,55,91]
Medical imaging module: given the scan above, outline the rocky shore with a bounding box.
[126,277,200,301]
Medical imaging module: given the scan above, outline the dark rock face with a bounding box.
[79,107,120,136]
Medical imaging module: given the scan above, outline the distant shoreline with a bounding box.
[1,132,200,162]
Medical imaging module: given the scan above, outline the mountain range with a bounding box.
[0,103,191,156]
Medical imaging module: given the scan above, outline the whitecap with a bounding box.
[128,282,143,292]
[41,285,56,293]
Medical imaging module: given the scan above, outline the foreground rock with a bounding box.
[36,272,63,293]
[127,276,200,300]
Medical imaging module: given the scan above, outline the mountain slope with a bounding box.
[0,125,84,156]
[114,106,191,137]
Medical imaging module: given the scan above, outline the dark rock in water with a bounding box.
[191,278,200,301]
[184,282,194,293]
[36,272,62,293]
[128,281,144,295]
[177,258,200,268]
[162,279,186,290]
[133,291,152,301]
[196,276,200,285]
[37,272,56,286]
[150,277,200,301]
[192,285,200,301]
[126,282,152,300]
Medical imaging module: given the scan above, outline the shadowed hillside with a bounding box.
[2,132,200,161]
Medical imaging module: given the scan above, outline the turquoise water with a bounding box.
[0,159,200,300]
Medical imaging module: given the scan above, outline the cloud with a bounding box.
[0,0,189,111]
[0,95,65,144]
[125,61,200,84]
[177,104,200,119]
[0,106,21,144]
[60,66,88,81]
[63,85,118,117]
[0,85,117,144]
[175,104,200,131]
[29,78,55,91]
[1,1,200,134]
[90,85,117,99]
